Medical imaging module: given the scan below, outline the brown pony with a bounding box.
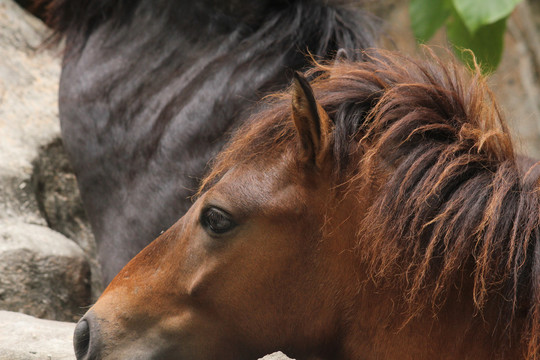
[73,49,540,360]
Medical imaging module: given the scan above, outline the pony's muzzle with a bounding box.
[74,310,101,360]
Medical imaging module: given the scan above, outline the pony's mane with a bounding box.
[203,49,540,358]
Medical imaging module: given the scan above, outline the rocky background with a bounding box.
[1,0,540,359]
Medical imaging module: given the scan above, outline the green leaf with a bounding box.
[446,13,507,73]
[452,0,523,34]
[410,0,452,42]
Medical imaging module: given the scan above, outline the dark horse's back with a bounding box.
[42,0,378,284]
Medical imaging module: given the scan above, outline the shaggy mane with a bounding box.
[202,49,540,359]
[36,0,378,50]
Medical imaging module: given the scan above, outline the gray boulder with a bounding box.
[0,0,93,320]
[0,222,90,322]
[261,353,295,360]
[0,0,61,190]
[33,138,103,300]
[0,310,75,360]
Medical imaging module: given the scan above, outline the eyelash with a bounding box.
[200,206,236,235]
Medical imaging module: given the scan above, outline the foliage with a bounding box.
[410,0,524,73]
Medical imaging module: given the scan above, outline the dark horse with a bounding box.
[74,50,540,359]
[39,0,378,284]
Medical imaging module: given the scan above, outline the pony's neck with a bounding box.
[332,256,524,360]
[322,178,527,360]
[336,281,526,360]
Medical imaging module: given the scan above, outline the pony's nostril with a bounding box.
[74,319,90,359]
[73,311,101,360]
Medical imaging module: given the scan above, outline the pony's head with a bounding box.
[74,49,540,360]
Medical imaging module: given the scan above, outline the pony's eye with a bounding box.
[200,207,236,235]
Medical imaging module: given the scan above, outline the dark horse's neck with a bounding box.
[52,0,378,283]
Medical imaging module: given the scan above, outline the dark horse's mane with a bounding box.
[36,0,379,283]
[39,0,377,54]
[204,49,540,358]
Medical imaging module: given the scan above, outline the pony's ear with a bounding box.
[291,72,331,168]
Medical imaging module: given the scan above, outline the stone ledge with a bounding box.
[0,222,91,322]
[0,310,75,360]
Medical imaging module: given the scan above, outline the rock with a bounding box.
[0,310,75,360]
[0,0,61,185]
[0,0,95,319]
[32,140,93,256]
[495,2,540,159]
[260,353,295,360]
[33,138,103,300]
[0,222,91,322]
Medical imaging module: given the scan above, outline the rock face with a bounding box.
[0,310,76,360]
[0,0,93,321]
[0,223,90,322]
[33,138,103,300]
